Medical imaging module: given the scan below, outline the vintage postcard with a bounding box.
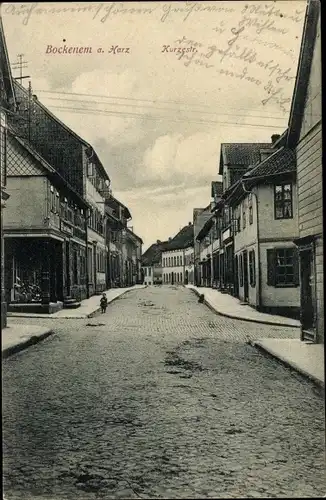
[1,1,324,499]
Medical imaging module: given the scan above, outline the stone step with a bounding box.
[63,301,81,309]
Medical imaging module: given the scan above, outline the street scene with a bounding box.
[3,286,325,499]
[1,0,324,499]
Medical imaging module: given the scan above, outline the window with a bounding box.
[249,206,253,224]
[177,256,179,266]
[249,250,256,287]
[180,256,183,266]
[239,254,244,287]
[180,272,183,282]
[274,183,293,219]
[267,247,299,287]
[174,256,177,266]
[242,210,246,229]
[148,267,152,276]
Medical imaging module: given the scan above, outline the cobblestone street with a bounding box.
[2,286,325,499]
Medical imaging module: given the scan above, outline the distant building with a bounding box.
[162,223,194,285]
[141,240,169,285]
[287,0,323,343]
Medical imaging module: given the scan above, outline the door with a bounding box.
[234,255,239,298]
[300,248,315,335]
[65,240,71,296]
[243,250,249,302]
[185,270,189,285]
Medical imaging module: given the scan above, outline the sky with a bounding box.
[2,1,306,250]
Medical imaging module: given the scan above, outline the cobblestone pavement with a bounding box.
[3,286,325,499]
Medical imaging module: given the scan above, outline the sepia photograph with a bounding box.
[1,1,324,498]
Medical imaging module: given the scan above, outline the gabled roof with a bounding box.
[105,194,131,220]
[219,142,272,174]
[0,15,16,106]
[13,80,110,181]
[287,0,320,147]
[164,224,194,251]
[243,147,296,180]
[142,240,169,265]
[125,226,143,245]
[8,126,90,208]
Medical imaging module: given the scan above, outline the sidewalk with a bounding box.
[7,285,146,319]
[186,285,300,328]
[2,323,54,359]
[250,339,325,387]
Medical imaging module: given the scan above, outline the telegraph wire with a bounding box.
[40,95,287,122]
[33,88,290,116]
[49,104,284,130]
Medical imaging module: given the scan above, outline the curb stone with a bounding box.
[250,340,325,389]
[187,287,300,328]
[2,330,54,360]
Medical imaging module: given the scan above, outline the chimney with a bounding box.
[168,237,172,241]
[188,221,192,226]
[156,239,161,244]
[271,134,281,145]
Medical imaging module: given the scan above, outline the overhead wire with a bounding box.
[48,104,284,130]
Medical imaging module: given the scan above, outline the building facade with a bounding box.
[287,0,323,343]
[227,147,300,318]
[141,240,169,286]
[10,80,111,301]
[162,223,194,285]
[4,129,89,312]
[0,14,16,328]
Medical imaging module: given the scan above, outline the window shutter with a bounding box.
[293,246,300,286]
[266,249,276,286]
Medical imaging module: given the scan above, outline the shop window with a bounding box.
[267,247,299,287]
[274,183,293,219]
[249,250,256,287]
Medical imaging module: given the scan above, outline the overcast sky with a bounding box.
[2,1,306,250]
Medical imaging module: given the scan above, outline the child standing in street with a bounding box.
[100,292,108,313]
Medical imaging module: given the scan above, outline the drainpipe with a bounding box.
[241,181,261,309]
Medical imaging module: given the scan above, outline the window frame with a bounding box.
[274,183,293,220]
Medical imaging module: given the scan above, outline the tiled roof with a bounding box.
[142,241,169,265]
[222,142,272,166]
[165,224,194,251]
[243,147,296,180]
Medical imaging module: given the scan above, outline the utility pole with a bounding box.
[12,54,30,83]
[28,80,32,142]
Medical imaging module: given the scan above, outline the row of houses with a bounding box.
[142,222,195,286]
[0,16,142,325]
[142,0,322,345]
[194,0,322,344]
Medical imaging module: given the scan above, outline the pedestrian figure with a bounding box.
[100,292,108,313]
